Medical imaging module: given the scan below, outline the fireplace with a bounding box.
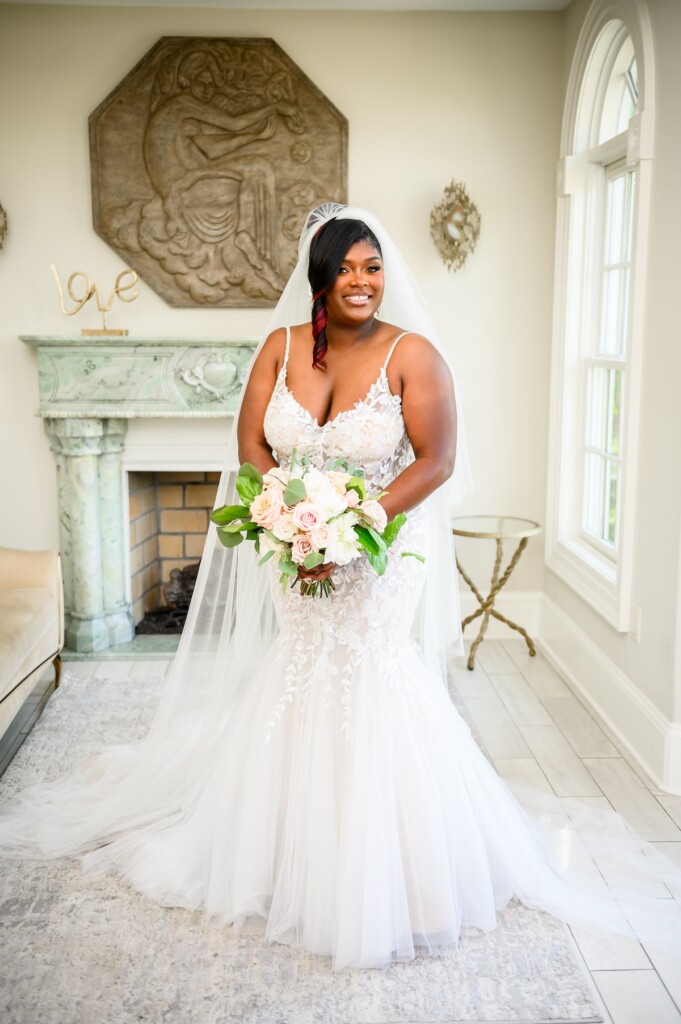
[128,470,219,631]
[21,334,256,652]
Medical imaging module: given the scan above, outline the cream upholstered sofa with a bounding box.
[0,547,64,742]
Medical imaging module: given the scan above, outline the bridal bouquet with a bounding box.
[211,454,422,596]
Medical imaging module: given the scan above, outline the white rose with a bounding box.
[324,518,361,566]
[359,500,388,533]
[259,532,286,558]
[310,523,331,550]
[272,514,297,542]
[304,468,347,518]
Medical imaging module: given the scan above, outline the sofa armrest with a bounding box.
[0,548,64,649]
[0,547,59,590]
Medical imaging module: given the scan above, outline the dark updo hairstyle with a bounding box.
[307,217,382,370]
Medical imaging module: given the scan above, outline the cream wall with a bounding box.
[0,3,562,599]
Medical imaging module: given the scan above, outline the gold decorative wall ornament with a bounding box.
[50,263,139,335]
[89,37,347,308]
[430,181,480,272]
[0,203,7,249]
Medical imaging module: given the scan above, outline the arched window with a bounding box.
[546,0,654,630]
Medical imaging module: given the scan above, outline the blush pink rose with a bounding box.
[250,488,285,530]
[345,489,360,509]
[360,500,388,533]
[291,534,316,564]
[292,502,324,532]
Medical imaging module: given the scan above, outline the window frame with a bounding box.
[546,0,655,632]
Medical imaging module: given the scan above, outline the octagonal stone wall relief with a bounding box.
[89,37,348,307]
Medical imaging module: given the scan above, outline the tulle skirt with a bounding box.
[75,629,681,971]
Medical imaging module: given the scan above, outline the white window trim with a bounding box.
[546,0,655,632]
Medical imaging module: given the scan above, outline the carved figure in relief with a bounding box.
[92,39,347,307]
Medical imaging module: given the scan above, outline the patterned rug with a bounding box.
[0,672,604,1024]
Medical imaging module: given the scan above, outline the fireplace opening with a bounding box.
[128,471,220,634]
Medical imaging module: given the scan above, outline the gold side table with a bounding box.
[452,515,542,671]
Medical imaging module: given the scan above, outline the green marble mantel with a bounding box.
[21,336,258,418]
[21,336,258,653]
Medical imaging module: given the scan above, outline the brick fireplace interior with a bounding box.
[128,471,220,625]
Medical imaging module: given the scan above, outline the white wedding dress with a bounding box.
[3,324,681,972]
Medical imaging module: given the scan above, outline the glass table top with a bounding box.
[451,515,542,539]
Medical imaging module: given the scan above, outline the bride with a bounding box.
[2,204,681,972]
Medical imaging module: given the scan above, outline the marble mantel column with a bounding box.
[45,418,135,652]
[22,335,256,653]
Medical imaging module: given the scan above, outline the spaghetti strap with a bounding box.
[383,331,410,370]
[282,326,291,369]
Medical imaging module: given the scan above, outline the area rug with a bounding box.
[0,671,604,1024]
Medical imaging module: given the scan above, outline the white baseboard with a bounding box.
[540,594,681,794]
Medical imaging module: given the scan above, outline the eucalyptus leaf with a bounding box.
[258,550,275,566]
[303,551,324,570]
[284,477,306,505]
[217,529,244,549]
[279,557,299,578]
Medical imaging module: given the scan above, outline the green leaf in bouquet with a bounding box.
[278,555,299,591]
[382,511,407,547]
[210,503,249,525]
[220,520,250,535]
[302,551,324,570]
[239,463,264,486]
[347,475,366,501]
[354,524,386,556]
[217,528,244,548]
[235,463,264,505]
[258,550,276,566]
[401,551,426,563]
[279,556,299,578]
[365,549,388,576]
[284,477,306,505]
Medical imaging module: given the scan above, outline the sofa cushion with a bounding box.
[0,588,58,702]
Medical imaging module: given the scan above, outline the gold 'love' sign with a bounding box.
[51,263,139,334]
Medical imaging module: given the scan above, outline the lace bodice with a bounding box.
[263,328,414,492]
[262,328,428,737]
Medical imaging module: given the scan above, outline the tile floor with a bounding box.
[2,638,680,1024]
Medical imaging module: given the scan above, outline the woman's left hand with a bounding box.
[297,561,336,583]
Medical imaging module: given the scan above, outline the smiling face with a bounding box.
[324,240,384,325]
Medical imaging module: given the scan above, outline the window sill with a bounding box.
[546,534,629,632]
